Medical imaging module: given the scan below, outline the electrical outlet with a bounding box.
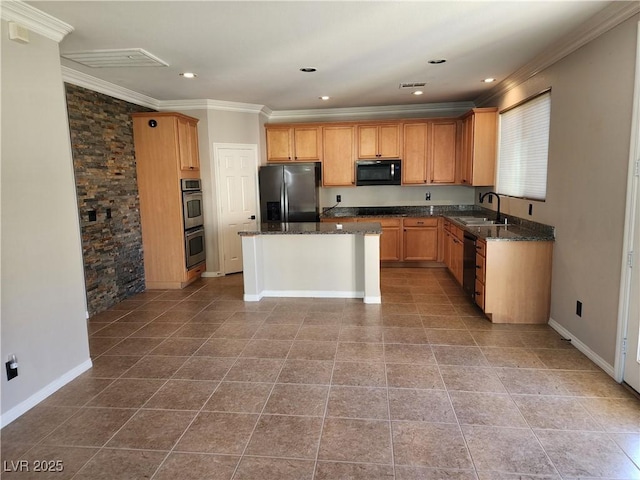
[336,195,341,203]
[529,204,533,215]
[576,300,582,317]
[6,354,18,381]
[425,191,431,201]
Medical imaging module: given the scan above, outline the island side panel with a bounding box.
[241,235,265,301]
[364,233,381,303]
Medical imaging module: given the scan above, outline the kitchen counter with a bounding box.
[239,221,382,236]
[321,205,555,242]
[239,222,381,303]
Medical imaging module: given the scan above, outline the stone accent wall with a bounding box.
[65,84,155,316]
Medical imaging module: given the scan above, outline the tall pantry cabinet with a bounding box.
[132,112,205,289]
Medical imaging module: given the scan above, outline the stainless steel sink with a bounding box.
[453,217,507,226]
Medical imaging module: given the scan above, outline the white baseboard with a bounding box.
[201,271,224,278]
[364,296,382,304]
[0,358,93,428]
[260,290,365,299]
[548,318,615,378]
[243,293,263,302]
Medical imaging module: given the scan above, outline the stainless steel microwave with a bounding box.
[356,160,401,186]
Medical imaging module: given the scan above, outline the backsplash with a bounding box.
[65,84,155,316]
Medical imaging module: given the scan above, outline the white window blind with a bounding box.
[496,91,551,201]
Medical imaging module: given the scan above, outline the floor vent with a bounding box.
[399,82,427,89]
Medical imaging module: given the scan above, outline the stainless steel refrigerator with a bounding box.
[259,163,321,223]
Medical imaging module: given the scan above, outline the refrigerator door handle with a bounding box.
[281,181,288,222]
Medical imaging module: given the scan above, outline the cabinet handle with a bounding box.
[475,291,482,296]
[475,265,481,269]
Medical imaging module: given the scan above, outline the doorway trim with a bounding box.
[211,142,260,276]
[614,21,640,383]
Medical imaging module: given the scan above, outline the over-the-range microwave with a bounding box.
[355,159,401,186]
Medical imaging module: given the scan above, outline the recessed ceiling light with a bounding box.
[180,72,197,78]
[428,59,447,65]
[483,78,496,83]
[412,91,424,96]
[300,67,317,73]
[319,96,330,101]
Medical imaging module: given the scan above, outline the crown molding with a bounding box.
[158,99,266,115]
[476,1,640,106]
[62,66,160,109]
[267,102,475,123]
[1,0,73,43]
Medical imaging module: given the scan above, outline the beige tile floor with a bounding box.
[2,268,639,479]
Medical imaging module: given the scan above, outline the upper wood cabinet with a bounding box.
[458,107,498,186]
[402,120,457,185]
[357,123,402,159]
[322,126,356,187]
[132,112,203,289]
[177,116,200,172]
[266,125,322,162]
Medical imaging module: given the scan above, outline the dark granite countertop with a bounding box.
[321,205,554,242]
[238,222,382,236]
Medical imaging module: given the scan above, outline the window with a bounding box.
[496,91,551,201]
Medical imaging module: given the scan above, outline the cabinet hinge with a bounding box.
[628,250,634,268]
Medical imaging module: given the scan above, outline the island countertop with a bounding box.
[238,222,382,236]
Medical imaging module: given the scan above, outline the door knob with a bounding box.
[249,215,256,220]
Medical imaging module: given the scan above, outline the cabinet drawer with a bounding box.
[403,217,438,228]
[476,239,486,257]
[321,217,357,223]
[358,217,401,227]
[475,254,486,282]
[451,225,464,242]
[475,278,485,310]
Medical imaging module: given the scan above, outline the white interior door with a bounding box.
[215,145,259,274]
[621,22,640,393]
[623,200,639,392]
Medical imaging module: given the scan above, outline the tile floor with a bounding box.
[2,268,639,480]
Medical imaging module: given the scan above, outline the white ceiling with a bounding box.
[27,1,618,112]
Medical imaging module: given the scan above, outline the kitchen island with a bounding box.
[239,222,382,303]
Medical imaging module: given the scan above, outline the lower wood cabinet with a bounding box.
[321,216,439,263]
[478,239,553,324]
[403,218,438,261]
[443,219,463,284]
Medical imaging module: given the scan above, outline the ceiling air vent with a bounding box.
[61,48,169,68]
[399,82,426,89]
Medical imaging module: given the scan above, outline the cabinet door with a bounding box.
[293,126,322,162]
[381,225,402,261]
[430,121,457,183]
[357,125,379,159]
[322,126,356,186]
[378,124,401,158]
[266,127,293,162]
[402,123,428,184]
[177,117,200,172]
[403,218,438,261]
[458,115,473,184]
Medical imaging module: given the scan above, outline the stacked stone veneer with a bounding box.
[65,84,155,316]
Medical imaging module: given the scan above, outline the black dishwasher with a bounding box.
[463,232,477,299]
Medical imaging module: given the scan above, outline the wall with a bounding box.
[478,16,639,367]
[1,21,91,424]
[176,108,263,274]
[320,185,475,208]
[65,84,154,315]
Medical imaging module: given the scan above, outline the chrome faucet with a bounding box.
[479,191,501,223]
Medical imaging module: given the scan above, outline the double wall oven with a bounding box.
[181,179,206,269]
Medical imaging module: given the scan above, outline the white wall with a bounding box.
[180,109,263,274]
[1,21,91,425]
[320,185,475,208]
[478,16,639,367]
